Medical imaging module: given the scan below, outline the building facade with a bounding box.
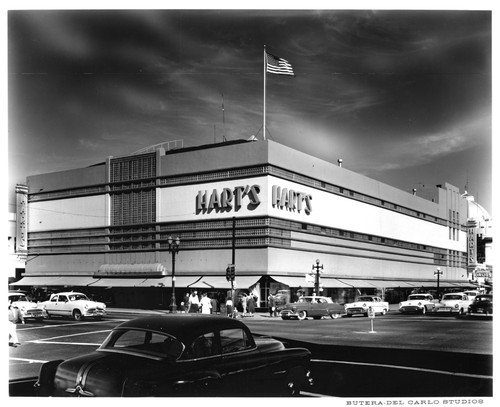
[12,139,482,308]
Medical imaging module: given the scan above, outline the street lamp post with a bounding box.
[312,259,323,295]
[434,267,443,299]
[167,235,180,313]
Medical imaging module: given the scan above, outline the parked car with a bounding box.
[8,291,46,322]
[35,314,313,397]
[280,296,345,320]
[467,294,493,317]
[344,296,389,317]
[433,292,471,315]
[463,290,481,302]
[399,293,435,314]
[39,291,106,321]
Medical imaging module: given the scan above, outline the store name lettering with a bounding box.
[272,185,312,214]
[196,185,261,213]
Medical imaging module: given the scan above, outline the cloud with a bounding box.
[365,113,491,172]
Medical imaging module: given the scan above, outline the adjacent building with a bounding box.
[10,139,491,308]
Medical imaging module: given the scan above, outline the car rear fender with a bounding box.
[34,359,64,396]
[254,336,286,353]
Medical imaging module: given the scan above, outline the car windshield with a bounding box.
[99,328,185,360]
[408,295,429,300]
[9,295,28,302]
[358,297,374,301]
[443,295,463,300]
[68,294,89,301]
[475,296,492,302]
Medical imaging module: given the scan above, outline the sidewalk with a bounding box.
[106,307,270,318]
[107,303,401,318]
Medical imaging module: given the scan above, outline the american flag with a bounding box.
[266,52,295,76]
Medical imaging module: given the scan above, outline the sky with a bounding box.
[6,6,493,215]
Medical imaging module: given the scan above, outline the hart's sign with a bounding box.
[272,185,312,214]
[196,185,261,213]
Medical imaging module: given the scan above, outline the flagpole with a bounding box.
[263,45,266,141]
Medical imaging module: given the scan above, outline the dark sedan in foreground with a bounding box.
[468,294,493,317]
[35,314,312,397]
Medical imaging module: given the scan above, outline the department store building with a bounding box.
[12,139,488,309]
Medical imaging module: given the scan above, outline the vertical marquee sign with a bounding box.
[15,184,29,254]
[466,220,478,270]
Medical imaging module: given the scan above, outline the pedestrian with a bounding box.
[188,291,200,313]
[247,294,256,316]
[210,294,218,314]
[225,297,234,318]
[241,293,248,315]
[8,302,20,347]
[200,293,212,314]
[268,293,275,317]
[181,293,190,313]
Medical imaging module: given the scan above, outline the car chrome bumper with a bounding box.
[399,306,422,313]
[280,310,298,317]
[22,310,46,319]
[84,309,106,317]
[434,307,459,313]
[345,308,367,315]
[468,309,492,316]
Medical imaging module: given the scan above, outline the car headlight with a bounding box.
[84,304,89,310]
[362,303,367,307]
[417,302,422,307]
[454,304,459,308]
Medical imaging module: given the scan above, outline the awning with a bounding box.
[136,276,203,288]
[324,279,355,288]
[272,276,381,289]
[9,276,96,287]
[336,279,378,288]
[439,281,464,288]
[271,276,311,288]
[407,281,435,287]
[95,263,166,278]
[9,276,63,286]
[368,280,416,288]
[91,278,149,287]
[199,276,261,289]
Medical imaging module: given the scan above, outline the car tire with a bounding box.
[330,313,340,319]
[72,309,83,321]
[297,310,307,320]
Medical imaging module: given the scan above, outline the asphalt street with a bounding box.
[8,308,493,397]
